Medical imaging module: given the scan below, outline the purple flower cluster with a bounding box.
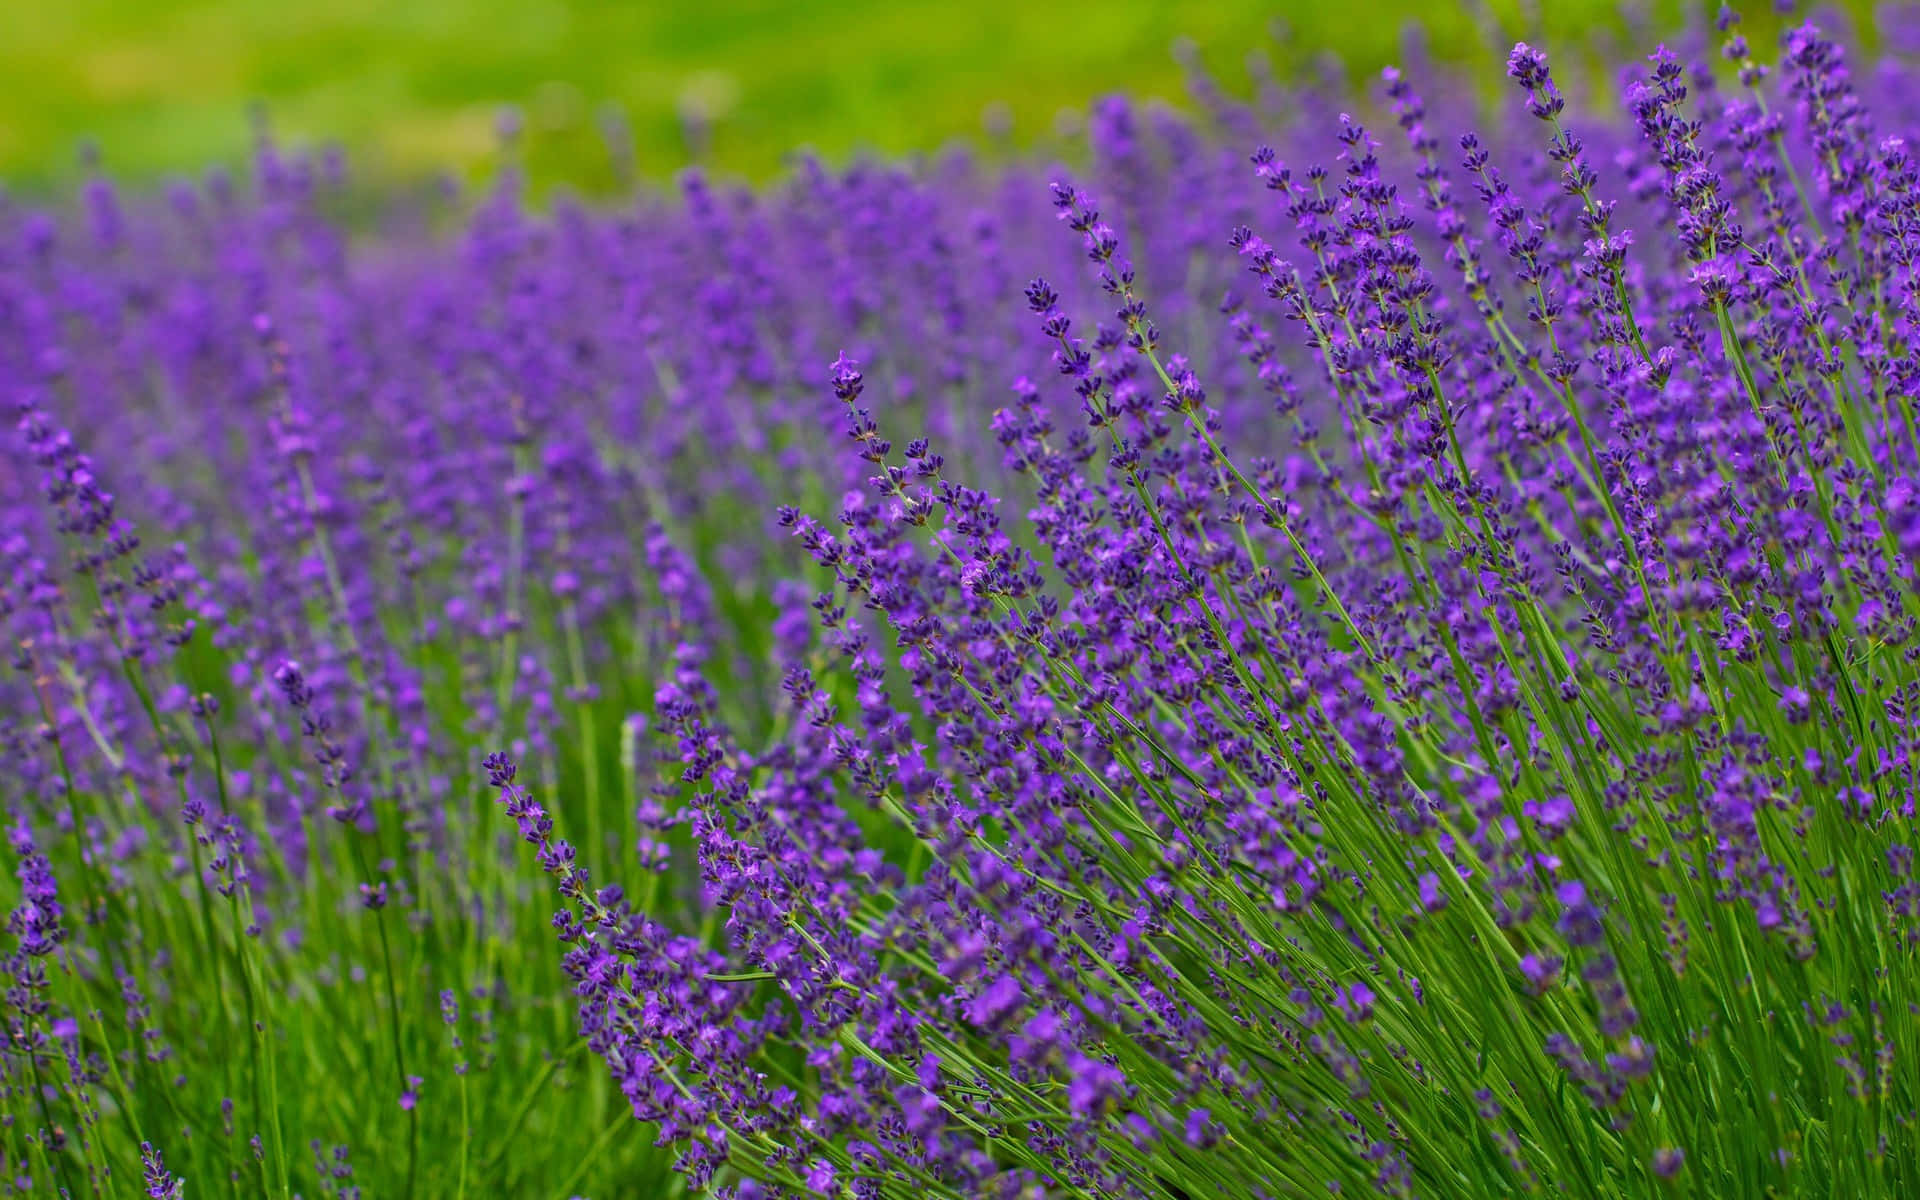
[6,8,1920,1199]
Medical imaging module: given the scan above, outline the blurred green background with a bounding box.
[0,0,1891,193]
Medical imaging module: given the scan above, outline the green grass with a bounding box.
[0,0,1881,195]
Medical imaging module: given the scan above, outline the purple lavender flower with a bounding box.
[140,1141,185,1199]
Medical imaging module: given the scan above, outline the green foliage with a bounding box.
[0,0,1875,193]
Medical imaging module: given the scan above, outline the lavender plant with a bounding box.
[5,7,1920,1198]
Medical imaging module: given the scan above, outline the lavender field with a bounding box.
[8,8,1920,1198]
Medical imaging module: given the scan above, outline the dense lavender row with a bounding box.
[7,9,1920,1197]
